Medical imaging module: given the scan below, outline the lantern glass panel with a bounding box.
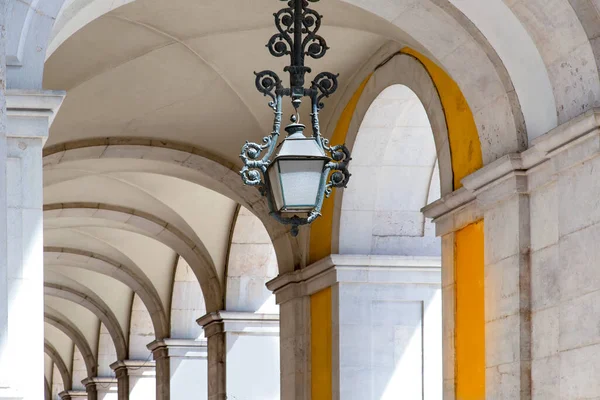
[268,158,326,212]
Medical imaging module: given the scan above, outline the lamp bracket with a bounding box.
[239,0,352,236]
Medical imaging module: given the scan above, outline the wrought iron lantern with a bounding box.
[240,0,351,236]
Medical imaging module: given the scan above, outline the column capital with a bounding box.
[82,377,118,388]
[109,360,156,377]
[196,311,279,338]
[58,391,87,400]
[423,107,600,236]
[267,254,441,304]
[5,90,65,144]
[146,338,207,360]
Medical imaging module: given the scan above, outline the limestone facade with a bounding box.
[4,0,600,399]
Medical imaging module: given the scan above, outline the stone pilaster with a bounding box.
[465,165,532,399]
[110,360,156,400]
[0,90,64,400]
[267,255,442,400]
[82,378,118,400]
[197,312,280,400]
[147,339,208,400]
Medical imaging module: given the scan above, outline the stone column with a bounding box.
[83,378,118,400]
[110,361,156,400]
[147,339,208,400]
[58,391,88,400]
[267,255,442,400]
[197,312,280,400]
[0,90,64,400]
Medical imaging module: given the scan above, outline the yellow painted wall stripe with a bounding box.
[455,221,485,399]
[311,288,332,400]
[401,48,483,188]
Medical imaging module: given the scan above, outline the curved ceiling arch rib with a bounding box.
[42,0,522,165]
[42,139,298,272]
[44,340,73,391]
[44,307,97,377]
[44,247,169,339]
[44,283,128,360]
[44,202,221,311]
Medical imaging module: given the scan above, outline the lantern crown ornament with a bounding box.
[239,0,352,236]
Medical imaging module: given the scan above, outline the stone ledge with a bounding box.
[196,311,279,337]
[422,108,600,228]
[267,254,441,304]
[110,360,155,376]
[147,339,208,359]
[5,90,65,142]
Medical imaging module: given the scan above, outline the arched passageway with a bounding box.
[3,0,600,399]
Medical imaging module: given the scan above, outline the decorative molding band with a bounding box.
[6,90,66,142]
[196,312,279,338]
[58,391,87,400]
[109,360,156,377]
[267,254,442,304]
[147,339,208,360]
[82,377,118,387]
[422,108,600,233]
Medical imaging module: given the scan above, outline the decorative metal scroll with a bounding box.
[240,0,352,236]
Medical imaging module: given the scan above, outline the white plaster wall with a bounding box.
[129,294,154,360]
[340,84,440,257]
[97,386,118,400]
[129,374,156,400]
[226,333,280,400]
[72,347,87,390]
[334,277,442,400]
[171,257,205,339]
[226,207,278,313]
[170,357,207,400]
[97,324,117,377]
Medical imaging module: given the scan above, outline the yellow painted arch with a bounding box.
[308,49,485,399]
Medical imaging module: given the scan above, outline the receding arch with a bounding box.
[339,84,440,256]
[44,283,128,360]
[44,340,72,391]
[45,246,169,339]
[44,202,220,312]
[44,307,97,377]
[42,138,298,272]
[314,53,467,261]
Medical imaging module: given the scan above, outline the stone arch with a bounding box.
[44,307,97,377]
[44,202,220,312]
[45,247,169,339]
[44,283,128,360]
[43,139,298,272]
[339,84,440,256]
[44,340,72,391]
[330,53,452,255]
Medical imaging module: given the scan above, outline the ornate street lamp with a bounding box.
[240,0,351,236]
